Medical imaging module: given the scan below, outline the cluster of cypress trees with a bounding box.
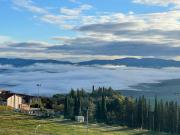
[63,87,180,134]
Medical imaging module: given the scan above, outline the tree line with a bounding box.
[61,87,180,134]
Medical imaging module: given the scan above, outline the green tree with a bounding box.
[101,95,107,121]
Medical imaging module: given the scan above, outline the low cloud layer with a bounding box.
[1,63,180,95]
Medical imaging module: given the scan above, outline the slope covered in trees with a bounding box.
[61,87,180,134]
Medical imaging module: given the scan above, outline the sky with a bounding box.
[0,0,180,94]
[0,0,180,62]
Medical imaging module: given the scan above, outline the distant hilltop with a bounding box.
[0,57,180,68]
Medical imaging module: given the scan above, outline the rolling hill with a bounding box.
[1,57,180,68]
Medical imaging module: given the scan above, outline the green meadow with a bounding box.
[0,109,174,135]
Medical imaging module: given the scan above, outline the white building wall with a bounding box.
[7,95,22,109]
[75,116,84,123]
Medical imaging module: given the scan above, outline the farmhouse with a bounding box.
[0,90,39,111]
[0,90,56,116]
[7,93,40,111]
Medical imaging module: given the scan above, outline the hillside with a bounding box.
[78,58,180,68]
[0,58,72,67]
[1,57,180,68]
[0,110,173,135]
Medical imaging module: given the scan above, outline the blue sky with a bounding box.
[0,0,180,93]
[0,0,175,41]
[0,0,180,61]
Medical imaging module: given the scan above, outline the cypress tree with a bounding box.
[64,96,69,118]
[77,95,82,115]
[101,95,107,121]
[154,96,158,131]
[137,97,142,128]
[159,99,164,131]
[63,87,180,134]
[147,100,151,130]
[74,95,78,116]
[96,101,101,121]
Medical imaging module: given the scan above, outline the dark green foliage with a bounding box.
[41,97,53,109]
[50,94,65,113]
[101,95,107,121]
[64,96,69,118]
[58,87,180,134]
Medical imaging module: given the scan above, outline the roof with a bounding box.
[0,88,45,101]
[0,89,10,93]
[7,93,37,98]
[0,90,12,99]
[0,90,37,99]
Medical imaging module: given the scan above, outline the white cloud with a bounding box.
[60,4,92,16]
[9,0,180,42]
[40,14,77,29]
[1,63,180,94]
[9,0,180,59]
[40,4,92,30]
[133,0,180,8]
[75,10,180,46]
[12,0,48,14]
[129,11,134,15]
[12,0,93,30]
[0,35,14,45]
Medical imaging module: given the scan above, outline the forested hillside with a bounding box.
[59,87,180,134]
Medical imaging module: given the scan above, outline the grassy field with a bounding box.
[0,110,174,135]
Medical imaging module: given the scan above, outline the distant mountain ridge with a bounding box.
[0,57,180,68]
[0,58,72,67]
[78,58,180,68]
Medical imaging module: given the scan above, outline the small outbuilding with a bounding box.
[75,116,84,123]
